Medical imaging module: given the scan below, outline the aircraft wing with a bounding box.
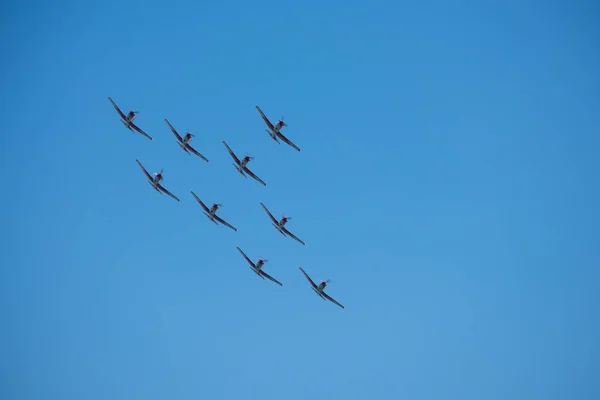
[157,184,180,201]
[186,144,209,162]
[259,270,283,286]
[190,191,211,213]
[222,141,241,165]
[108,97,127,121]
[299,267,319,290]
[214,214,237,231]
[236,247,255,267]
[260,202,279,225]
[322,291,345,309]
[276,131,301,152]
[243,167,267,186]
[136,159,154,181]
[130,122,153,140]
[164,119,183,142]
[255,105,274,130]
[282,226,306,245]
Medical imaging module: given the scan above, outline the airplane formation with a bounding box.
[109,97,345,309]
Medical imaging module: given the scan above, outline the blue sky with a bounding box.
[1,0,599,399]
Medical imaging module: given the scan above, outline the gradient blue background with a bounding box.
[1,1,599,399]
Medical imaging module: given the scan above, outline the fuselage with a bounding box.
[312,282,327,297]
[235,157,250,174]
[250,259,265,277]
[150,173,163,189]
[206,204,219,219]
[121,112,136,130]
[275,218,288,231]
[268,122,284,139]
[182,133,192,145]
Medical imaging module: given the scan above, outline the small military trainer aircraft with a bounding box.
[164,119,209,162]
[190,191,237,231]
[135,159,180,201]
[299,267,344,309]
[222,141,266,186]
[255,105,300,151]
[108,97,152,140]
[260,202,305,245]
[236,247,283,286]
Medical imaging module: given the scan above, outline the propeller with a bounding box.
[280,116,287,126]
[244,153,255,160]
[281,213,291,220]
[258,258,269,263]
[154,168,164,176]
[187,128,194,137]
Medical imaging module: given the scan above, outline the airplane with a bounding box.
[222,141,267,186]
[299,267,344,309]
[190,191,237,231]
[255,105,301,152]
[108,97,153,140]
[260,202,305,245]
[236,247,283,286]
[164,119,209,162]
[135,159,180,201]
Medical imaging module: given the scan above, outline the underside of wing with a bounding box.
[255,105,275,130]
[130,122,153,140]
[260,270,283,286]
[108,97,127,120]
[222,141,241,165]
[276,131,301,152]
[322,291,345,309]
[157,184,180,201]
[243,167,266,186]
[214,214,237,231]
[282,226,305,245]
[260,203,279,225]
[164,119,183,142]
[136,159,154,181]
[190,191,211,213]
[299,267,319,289]
[186,144,209,162]
[236,247,255,267]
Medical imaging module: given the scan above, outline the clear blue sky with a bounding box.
[1,1,599,399]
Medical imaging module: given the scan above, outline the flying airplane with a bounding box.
[108,97,153,140]
[135,159,180,201]
[222,141,267,186]
[299,267,344,309]
[164,119,209,162]
[260,202,305,245]
[236,247,283,286]
[255,105,301,152]
[190,191,237,231]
